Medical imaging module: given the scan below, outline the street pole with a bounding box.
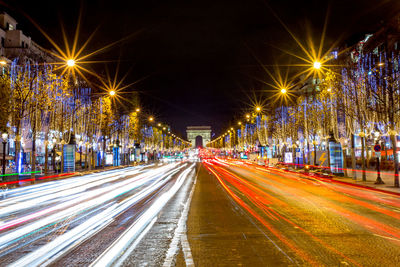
[375,155,384,184]
[2,141,6,177]
[374,141,384,184]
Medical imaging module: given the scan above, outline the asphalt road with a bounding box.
[0,161,196,266]
[187,158,400,266]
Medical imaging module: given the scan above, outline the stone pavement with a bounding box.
[177,164,293,266]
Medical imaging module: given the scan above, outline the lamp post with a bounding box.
[2,133,8,177]
[374,132,384,184]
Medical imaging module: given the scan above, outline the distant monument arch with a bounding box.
[186,126,211,148]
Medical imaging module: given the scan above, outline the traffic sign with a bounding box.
[374,144,381,152]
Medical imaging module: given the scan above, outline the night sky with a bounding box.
[2,0,400,138]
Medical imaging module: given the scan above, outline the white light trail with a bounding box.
[5,163,192,266]
[90,164,195,267]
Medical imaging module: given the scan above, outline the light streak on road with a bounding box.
[203,158,400,266]
[0,162,193,266]
[91,165,195,266]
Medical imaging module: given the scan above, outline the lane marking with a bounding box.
[163,167,197,267]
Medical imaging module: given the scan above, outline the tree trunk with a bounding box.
[31,111,37,182]
[292,147,296,168]
[361,136,366,181]
[390,134,399,187]
[92,148,95,169]
[342,145,348,177]
[15,130,21,182]
[327,141,331,173]
[52,146,56,173]
[30,133,36,183]
[313,143,317,165]
[84,145,88,169]
[44,142,49,175]
[351,134,357,180]
[88,148,92,171]
[102,138,106,168]
[61,144,64,174]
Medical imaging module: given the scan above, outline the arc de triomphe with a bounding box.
[186,126,211,148]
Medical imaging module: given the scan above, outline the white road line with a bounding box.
[163,167,197,267]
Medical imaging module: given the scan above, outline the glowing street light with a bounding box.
[0,60,7,66]
[149,116,154,122]
[280,88,287,94]
[238,121,242,125]
[109,90,116,96]
[313,61,321,70]
[136,108,140,112]
[246,114,250,119]
[158,123,162,127]
[66,59,76,67]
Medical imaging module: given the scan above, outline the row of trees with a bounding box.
[209,49,400,187]
[0,57,189,179]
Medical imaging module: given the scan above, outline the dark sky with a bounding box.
[2,0,400,137]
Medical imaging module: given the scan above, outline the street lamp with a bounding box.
[136,108,140,112]
[66,59,76,67]
[1,133,7,177]
[313,61,321,70]
[255,106,261,112]
[149,116,154,122]
[238,121,242,126]
[280,87,287,94]
[109,90,116,96]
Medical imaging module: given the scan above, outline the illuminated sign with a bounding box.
[106,154,113,165]
[329,142,343,174]
[284,152,292,163]
[63,144,75,173]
